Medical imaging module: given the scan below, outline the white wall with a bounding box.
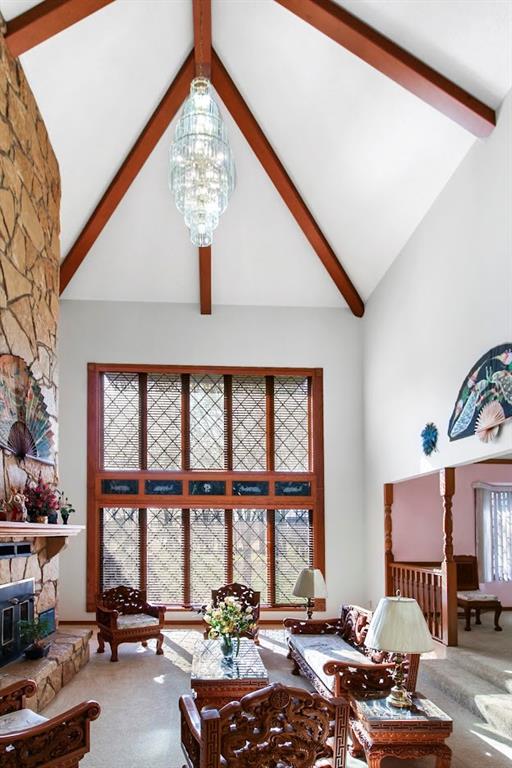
[57,302,364,620]
[364,87,512,604]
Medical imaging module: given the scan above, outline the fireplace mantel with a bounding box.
[0,522,84,557]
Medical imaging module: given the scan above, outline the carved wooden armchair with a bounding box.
[204,582,260,643]
[0,678,100,767]
[96,585,166,662]
[180,682,346,768]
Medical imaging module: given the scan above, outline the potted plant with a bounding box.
[202,596,255,662]
[19,616,51,659]
[58,492,75,525]
[24,476,60,524]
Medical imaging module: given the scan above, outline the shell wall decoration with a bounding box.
[421,423,439,456]
[448,343,512,443]
[0,355,54,463]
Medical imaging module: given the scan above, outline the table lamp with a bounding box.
[364,593,433,708]
[292,568,327,619]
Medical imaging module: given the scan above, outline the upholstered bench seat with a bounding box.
[0,708,47,734]
[117,613,160,630]
[457,590,499,601]
[288,634,375,694]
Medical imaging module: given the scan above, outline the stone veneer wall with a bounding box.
[0,27,61,616]
[0,537,58,614]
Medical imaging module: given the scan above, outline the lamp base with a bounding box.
[386,685,413,709]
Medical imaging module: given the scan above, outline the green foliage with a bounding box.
[19,616,51,646]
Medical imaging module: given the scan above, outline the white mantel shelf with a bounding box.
[0,522,84,558]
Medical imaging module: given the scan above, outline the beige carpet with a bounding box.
[41,628,512,768]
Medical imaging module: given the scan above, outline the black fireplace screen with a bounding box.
[0,579,35,667]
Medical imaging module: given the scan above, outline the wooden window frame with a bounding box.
[86,363,325,612]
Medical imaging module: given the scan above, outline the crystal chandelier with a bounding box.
[169,77,235,247]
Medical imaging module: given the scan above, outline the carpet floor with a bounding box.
[41,628,512,768]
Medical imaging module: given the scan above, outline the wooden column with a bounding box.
[440,467,457,646]
[384,483,394,596]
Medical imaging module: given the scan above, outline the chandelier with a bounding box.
[169,77,235,247]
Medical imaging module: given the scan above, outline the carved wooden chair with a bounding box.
[96,585,166,662]
[0,678,100,767]
[455,555,502,631]
[180,682,346,768]
[204,582,260,643]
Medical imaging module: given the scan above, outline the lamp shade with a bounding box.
[364,596,434,654]
[292,568,327,599]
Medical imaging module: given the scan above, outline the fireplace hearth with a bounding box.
[0,578,35,666]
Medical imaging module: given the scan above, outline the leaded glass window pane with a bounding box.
[232,509,268,603]
[274,377,309,472]
[189,375,225,469]
[232,377,266,471]
[103,373,140,469]
[147,508,184,604]
[101,508,140,590]
[147,374,182,469]
[274,509,312,604]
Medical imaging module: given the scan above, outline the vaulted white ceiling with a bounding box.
[2,0,512,308]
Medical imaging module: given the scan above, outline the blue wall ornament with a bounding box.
[421,423,438,456]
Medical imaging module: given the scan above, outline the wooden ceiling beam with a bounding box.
[211,50,364,317]
[199,247,212,315]
[60,51,195,294]
[275,0,496,138]
[193,1,213,314]
[5,0,115,57]
[193,0,212,78]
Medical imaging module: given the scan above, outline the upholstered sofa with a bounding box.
[284,604,420,699]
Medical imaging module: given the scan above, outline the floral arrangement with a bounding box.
[58,491,75,524]
[23,477,75,524]
[24,477,60,521]
[202,596,255,656]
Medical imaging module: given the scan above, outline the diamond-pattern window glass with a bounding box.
[190,375,225,469]
[232,509,268,604]
[147,508,184,604]
[275,509,312,604]
[274,377,309,472]
[147,374,182,469]
[232,377,266,471]
[103,373,140,469]
[190,509,227,605]
[101,508,140,590]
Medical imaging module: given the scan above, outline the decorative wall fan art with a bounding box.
[0,355,54,463]
[448,343,512,442]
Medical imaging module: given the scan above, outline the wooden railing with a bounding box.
[390,562,444,643]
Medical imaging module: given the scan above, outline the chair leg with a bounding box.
[156,632,164,655]
[97,632,105,653]
[464,606,472,631]
[494,606,503,631]
[110,642,119,662]
[475,609,482,625]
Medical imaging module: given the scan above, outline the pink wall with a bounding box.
[392,463,512,606]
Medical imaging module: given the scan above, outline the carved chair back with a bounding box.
[96,586,148,615]
[454,555,480,591]
[205,683,342,768]
[211,583,260,617]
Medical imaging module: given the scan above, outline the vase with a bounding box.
[219,634,240,662]
[35,515,48,524]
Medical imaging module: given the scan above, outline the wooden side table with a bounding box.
[349,693,453,767]
[191,638,269,710]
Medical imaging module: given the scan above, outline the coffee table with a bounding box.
[349,693,453,767]
[191,638,269,710]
